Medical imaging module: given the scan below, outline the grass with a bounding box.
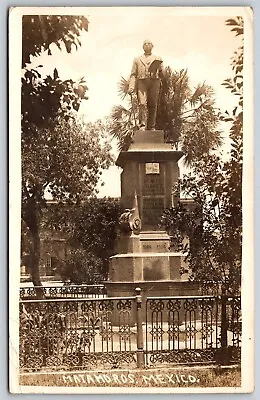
[20,365,241,388]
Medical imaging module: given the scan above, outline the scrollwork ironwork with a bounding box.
[148,349,217,365]
[20,284,107,300]
[166,299,181,312]
[145,295,241,367]
[148,299,165,312]
[183,299,198,311]
[117,299,132,311]
[20,294,241,371]
[20,297,135,372]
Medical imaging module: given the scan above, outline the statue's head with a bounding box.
[143,40,153,53]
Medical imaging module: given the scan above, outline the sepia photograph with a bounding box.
[9,6,254,394]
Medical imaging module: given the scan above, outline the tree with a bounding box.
[22,118,113,287]
[45,197,122,283]
[109,68,222,165]
[22,15,89,66]
[22,16,89,132]
[21,16,113,289]
[161,17,243,297]
[58,248,105,285]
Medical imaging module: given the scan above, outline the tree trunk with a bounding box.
[30,225,45,299]
[31,227,42,286]
[23,196,45,299]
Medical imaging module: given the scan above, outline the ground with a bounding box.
[20,365,241,388]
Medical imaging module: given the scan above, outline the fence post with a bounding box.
[220,293,228,348]
[135,287,145,368]
[216,291,230,364]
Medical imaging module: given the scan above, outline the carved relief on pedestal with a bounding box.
[118,192,141,235]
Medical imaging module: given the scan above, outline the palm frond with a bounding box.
[111,104,130,121]
[118,76,130,100]
[190,83,215,107]
[109,104,135,151]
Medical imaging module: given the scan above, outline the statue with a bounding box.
[128,40,164,131]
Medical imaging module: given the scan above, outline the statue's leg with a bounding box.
[147,80,160,130]
[137,80,147,129]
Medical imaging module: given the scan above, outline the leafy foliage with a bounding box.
[59,248,104,285]
[22,119,112,204]
[110,104,136,151]
[22,15,88,67]
[162,17,243,295]
[22,16,89,134]
[22,68,88,133]
[162,153,242,294]
[45,197,122,283]
[22,117,113,284]
[21,15,113,288]
[156,68,191,144]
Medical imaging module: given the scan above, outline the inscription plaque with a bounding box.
[142,197,165,227]
[143,174,164,196]
[141,241,168,252]
[145,162,160,174]
[142,162,165,229]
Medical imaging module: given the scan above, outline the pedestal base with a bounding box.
[106,279,200,298]
[115,231,171,254]
[109,252,183,282]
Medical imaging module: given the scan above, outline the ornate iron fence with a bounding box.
[19,291,241,372]
[145,295,241,367]
[20,296,138,372]
[20,284,107,300]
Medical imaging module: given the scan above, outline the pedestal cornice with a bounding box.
[116,149,183,168]
[116,130,183,168]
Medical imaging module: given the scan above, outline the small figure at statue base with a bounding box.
[118,192,141,235]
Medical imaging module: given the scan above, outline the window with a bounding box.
[45,255,52,276]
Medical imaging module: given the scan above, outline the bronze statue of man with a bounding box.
[128,40,163,131]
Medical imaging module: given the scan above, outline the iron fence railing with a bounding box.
[19,290,241,372]
[20,284,107,300]
[145,295,241,366]
[20,296,138,372]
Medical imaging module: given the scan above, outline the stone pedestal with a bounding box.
[107,130,196,304]
[117,130,182,231]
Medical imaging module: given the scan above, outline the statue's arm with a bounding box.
[128,58,138,92]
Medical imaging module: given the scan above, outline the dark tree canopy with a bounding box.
[44,197,122,283]
[22,15,89,134]
[22,15,88,67]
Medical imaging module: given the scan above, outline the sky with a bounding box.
[29,8,244,198]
